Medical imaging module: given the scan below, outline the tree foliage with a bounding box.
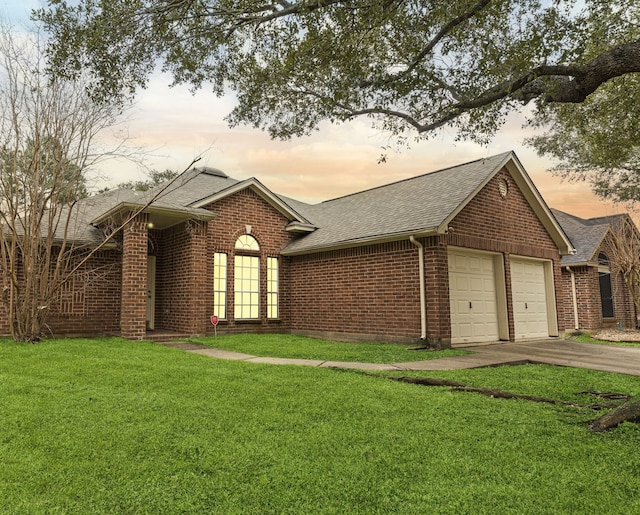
[37,0,640,148]
[527,3,640,203]
[117,169,179,191]
[0,26,125,341]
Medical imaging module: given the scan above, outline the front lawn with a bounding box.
[189,333,467,363]
[2,337,640,513]
[569,332,640,347]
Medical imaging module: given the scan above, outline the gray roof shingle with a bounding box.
[281,152,514,254]
[551,208,622,265]
[46,151,573,258]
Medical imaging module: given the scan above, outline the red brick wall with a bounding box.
[46,249,122,335]
[562,238,638,331]
[289,240,424,343]
[155,220,209,335]
[0,248,122,337]
[612,271,637,328]
[562,266,601,330]
[424,236,451,345]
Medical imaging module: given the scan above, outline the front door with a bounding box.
[146,255,156,330]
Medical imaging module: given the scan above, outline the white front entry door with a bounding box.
[510,258,549,339]
[449,250,500,344]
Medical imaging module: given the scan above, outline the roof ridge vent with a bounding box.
[194,166,228,178]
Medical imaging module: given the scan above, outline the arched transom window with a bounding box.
[235,234,260,251]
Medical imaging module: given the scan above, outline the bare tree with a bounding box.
[603,215,640,316]
[0,26,128,342]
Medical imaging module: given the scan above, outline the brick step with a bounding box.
[142,331,193,342]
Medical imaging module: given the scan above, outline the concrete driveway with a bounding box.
[394,339,640,376]
[160,339,640,375]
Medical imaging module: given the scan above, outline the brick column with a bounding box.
[425,235,452,348]
[121,213,148,340]
[186,220,209,335]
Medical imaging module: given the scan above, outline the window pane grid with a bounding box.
[267,257,278,319]
[235,234,260,251]
[235,254,260,319]
[213,253,227,319]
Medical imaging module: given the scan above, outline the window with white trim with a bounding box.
[234,235,260,319]
[213,252,227,319]
[267,257,278,319]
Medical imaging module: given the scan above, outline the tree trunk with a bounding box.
[589,400,640,432]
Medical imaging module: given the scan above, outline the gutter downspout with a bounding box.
[410,236,427,340]
[566,266,579,330]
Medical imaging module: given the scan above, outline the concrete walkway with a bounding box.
[157,339,640,376]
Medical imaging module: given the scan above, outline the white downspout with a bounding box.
[410,236,427,340]
[566,266,579,330]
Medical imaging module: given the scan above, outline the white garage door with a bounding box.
[449,250,499,344]
[510,258,549,339]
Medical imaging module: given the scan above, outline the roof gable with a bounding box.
[90,168,313,236]
[190,177,314,228]
[552,209,631,266]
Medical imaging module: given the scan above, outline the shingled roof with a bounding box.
[551,208,629,266]
[281,151,573,255]
[58,151,574,256]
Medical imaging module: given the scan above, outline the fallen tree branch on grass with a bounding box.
[384,375,578,406]
[370,373,640,431]
[589,401,640,432]
[450,386,578,406]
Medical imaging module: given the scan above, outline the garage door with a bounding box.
[449,250,500,344]
[510,258,549,339]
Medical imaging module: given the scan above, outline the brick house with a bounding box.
[552,209,638,332]
[11,150,634,347]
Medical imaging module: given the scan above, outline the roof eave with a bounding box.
[562,260,599,268]
[286,221,317,233]
[91,201,217,226]
[281,227,440,256]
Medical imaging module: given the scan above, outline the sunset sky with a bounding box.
[2,0,623,219]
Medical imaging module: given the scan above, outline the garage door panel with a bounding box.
[449,250,500,344]
[510,258,549,339]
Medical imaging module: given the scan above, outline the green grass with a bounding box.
[189,333,468,363]
[568,332,640,347]
[2,337,640,513]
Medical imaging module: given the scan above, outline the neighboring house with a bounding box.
[552,209,637,332]
[1,151,593,347]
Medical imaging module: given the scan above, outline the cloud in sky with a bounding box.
[0,0,624,220]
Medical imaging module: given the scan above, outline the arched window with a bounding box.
[234,235,260,319]
[235,234,260,251]
[598,252,610,266]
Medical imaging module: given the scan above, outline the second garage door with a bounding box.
[510,258,550,339]
[449,250,500,344]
